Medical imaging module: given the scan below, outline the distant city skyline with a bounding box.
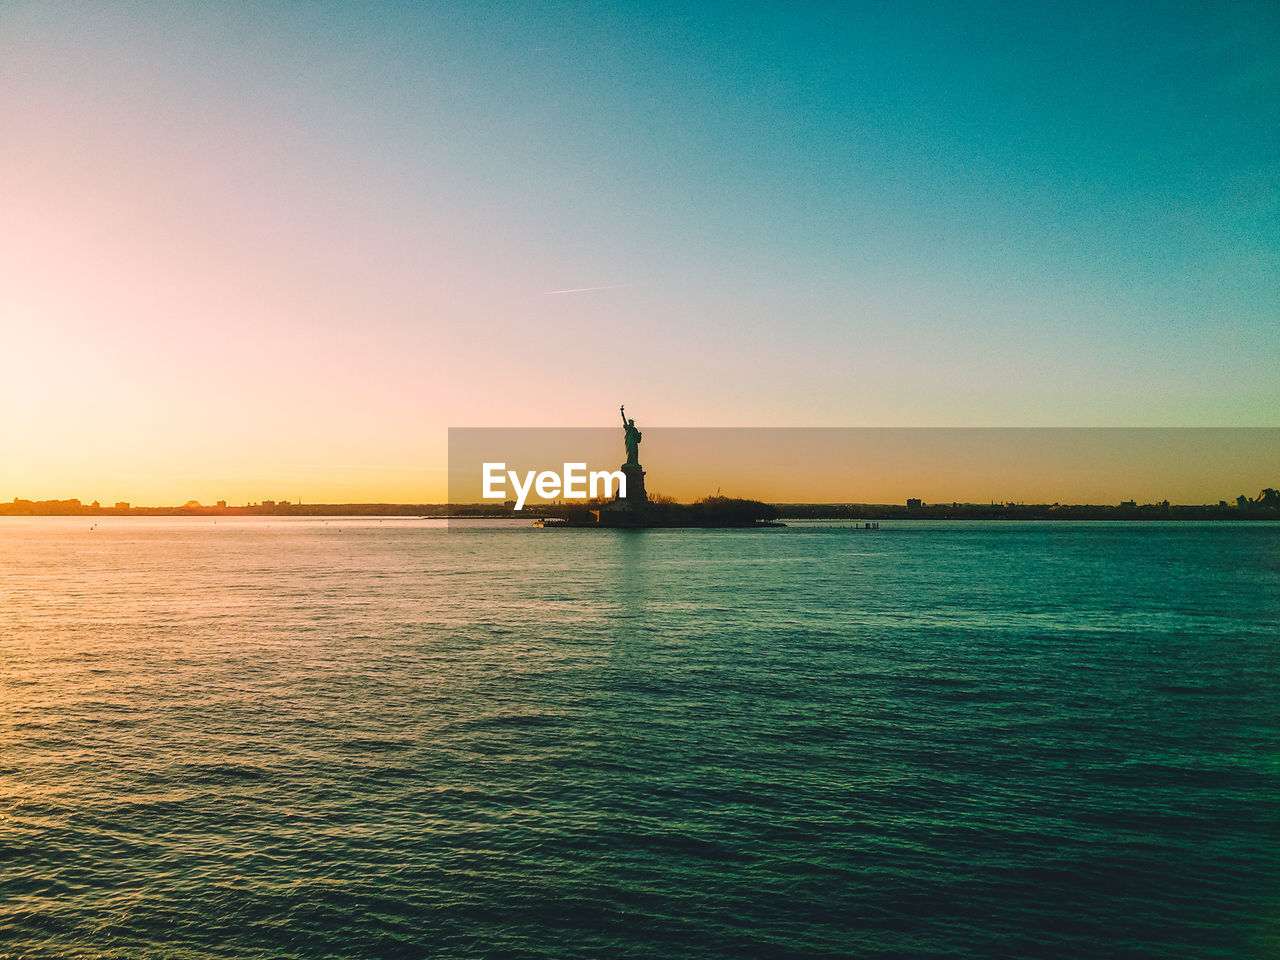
[3,2,1276,503]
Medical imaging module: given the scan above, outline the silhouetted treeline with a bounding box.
[0,499,456,517]
[3,490,1277,520]
[776,494,1280,521]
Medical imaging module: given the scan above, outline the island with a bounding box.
[537,405,783,528]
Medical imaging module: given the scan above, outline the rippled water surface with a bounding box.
[2,517,1278,959]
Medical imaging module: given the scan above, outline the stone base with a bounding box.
[593,462,649,526]
[620,462,647,503]
[594,497,650,527]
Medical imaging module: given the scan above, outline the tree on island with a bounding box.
[690,496,779,524]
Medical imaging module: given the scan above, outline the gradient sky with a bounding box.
[2,1,1277,503]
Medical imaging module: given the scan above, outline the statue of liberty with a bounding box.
[620,405,641,466]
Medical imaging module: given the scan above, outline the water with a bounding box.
[2,518,1278,959]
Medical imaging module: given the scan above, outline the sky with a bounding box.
[2,1,1277,504]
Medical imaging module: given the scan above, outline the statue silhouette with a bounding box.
[620,405,642,466]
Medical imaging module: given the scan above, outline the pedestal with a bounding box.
[594,461,649,527]
[620,461,647,503]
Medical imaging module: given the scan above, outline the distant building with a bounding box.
[216,500,227,508]
[1120,500,1136,508]
[115,502,129,510]
[906,498,923,510]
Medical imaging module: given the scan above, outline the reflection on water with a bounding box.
[1,518,1278,959]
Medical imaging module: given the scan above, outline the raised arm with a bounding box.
[620,405,627,427]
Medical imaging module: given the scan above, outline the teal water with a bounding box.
[2,518,1278,958]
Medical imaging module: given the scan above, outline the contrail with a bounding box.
[543,284,629,295]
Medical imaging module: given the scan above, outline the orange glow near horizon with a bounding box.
[4,426,1279,508]
[446,428,1280,508]
[5,422,1279,507]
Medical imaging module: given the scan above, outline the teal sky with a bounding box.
[2,1,1277,502]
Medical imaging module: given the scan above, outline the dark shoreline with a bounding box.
[4,501,1278,521]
